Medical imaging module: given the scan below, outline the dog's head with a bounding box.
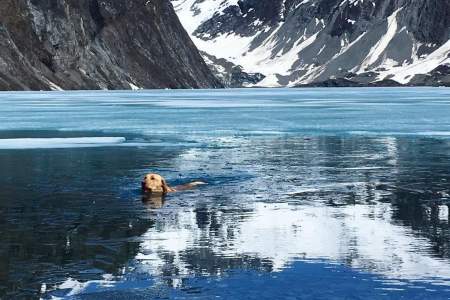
[141,173,170,194]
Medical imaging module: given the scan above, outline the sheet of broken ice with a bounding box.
[1,88,450,137]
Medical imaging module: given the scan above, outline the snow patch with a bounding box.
[45,79,64,91]
[383,40,450,84]
[360,8,401,71]
[172,0,240,34]
[128,82,142,90]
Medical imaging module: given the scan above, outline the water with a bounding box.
[0,88,450,299]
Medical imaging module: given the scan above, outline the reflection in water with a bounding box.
[135,202,450,282]
[1,132,450,298]
[132,135,450,294]
[142,194,166,210]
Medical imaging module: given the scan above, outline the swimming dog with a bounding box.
[141,173,206,194]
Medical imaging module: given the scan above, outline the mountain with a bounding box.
[172,0,450,87]
[0,0,222,91]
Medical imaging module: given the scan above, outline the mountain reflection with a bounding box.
[122,136,450,293]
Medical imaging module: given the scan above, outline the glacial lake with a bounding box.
[1,88,450,299]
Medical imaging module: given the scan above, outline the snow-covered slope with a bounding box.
[172,0,450,87]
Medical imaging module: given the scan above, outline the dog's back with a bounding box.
[173,181,207,191]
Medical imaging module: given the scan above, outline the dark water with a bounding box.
[0,89,450,299]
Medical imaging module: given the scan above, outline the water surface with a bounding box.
[0,88,450,299]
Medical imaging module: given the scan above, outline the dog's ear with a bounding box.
[141,180,146,191]
[161,178,170,194]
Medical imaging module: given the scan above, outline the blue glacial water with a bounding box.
[0,88,450,299]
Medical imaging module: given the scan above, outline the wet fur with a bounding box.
[141,173,205,194]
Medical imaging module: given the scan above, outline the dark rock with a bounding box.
[369,79,403,87]
[230,68,266,88]
[201,52,265,87]
[296,78,363,88]
[409,64,450,87]
[0,0,222,91]
[296,77,404,88]
[404,0,450,44]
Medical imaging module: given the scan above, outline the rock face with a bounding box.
[0,0,222,91]
[201,51,265,87]
[172,0,450,87]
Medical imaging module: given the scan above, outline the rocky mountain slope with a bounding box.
[172,0,450,87]
[0,0,222,91]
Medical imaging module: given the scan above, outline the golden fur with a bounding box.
[141,173,205,194]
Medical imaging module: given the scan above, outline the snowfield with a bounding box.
[172,0,450,87]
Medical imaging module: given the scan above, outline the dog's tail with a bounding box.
[188,181,207,186]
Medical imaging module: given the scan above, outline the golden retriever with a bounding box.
[141,173,206,194]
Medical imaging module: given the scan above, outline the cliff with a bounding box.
[0,0,222,90]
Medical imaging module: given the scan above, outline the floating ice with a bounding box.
[0,137,126,149]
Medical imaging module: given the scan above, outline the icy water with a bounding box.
[1,88,450,299]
